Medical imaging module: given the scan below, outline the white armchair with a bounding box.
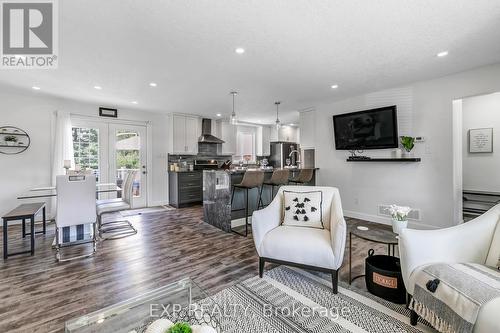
[399,204,500,332]
[252,186,347,293]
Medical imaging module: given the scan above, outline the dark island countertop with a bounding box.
[169,168,319,174]
[202,168,318,233]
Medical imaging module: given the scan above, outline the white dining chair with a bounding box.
[55,174,97,262]
[96,170,138,239]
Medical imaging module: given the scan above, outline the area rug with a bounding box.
[206,266,435,333]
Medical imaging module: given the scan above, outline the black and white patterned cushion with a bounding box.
[282,190,323,229]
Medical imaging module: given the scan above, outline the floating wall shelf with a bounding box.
[346,157,421,162]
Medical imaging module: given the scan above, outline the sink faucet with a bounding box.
[289,150,301,166]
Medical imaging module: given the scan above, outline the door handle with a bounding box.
[142,171,147,175]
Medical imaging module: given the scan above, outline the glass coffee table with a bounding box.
[65,278,221,333]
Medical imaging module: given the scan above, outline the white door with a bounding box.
[71,118,148,208]
[109,124,148,208]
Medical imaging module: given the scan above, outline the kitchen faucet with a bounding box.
[289,150,301,166]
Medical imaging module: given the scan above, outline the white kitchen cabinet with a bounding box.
[299,110,316,148]
[217,120,236,155]
[168,114,200,154]
[256,125,271,156]
[185,116,199,154]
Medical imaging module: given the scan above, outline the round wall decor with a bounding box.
[0,126,31,155]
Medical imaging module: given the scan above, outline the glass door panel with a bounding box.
[71,119,109,189]
[110,124,147,208]
[72,127,101,181]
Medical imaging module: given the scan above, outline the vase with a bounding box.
[392,219,408,234]
[402,150,412,158]
[393,148,402,158]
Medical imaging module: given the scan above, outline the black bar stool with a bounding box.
[258,169,289,208]
[231,170,265,236]
[288,168,314,185]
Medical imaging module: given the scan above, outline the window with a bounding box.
[234,126,256,163]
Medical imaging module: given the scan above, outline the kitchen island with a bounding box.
[203,168,318,233]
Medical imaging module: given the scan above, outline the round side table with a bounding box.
[349,225,399,284]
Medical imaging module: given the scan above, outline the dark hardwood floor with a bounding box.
[0,206,391,333]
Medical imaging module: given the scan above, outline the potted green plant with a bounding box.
[167,322,192,333]
[4,135,18,146]
[400,136,415,157]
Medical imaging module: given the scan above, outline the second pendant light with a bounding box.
[275,101,282,129]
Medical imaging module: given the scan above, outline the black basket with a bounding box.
[365,249,406,304]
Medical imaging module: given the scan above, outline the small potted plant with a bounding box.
[388,205,411,234]
[4,135,18,146]
[167,322,192,333]
[144,320,216,333]
[400,136,415,157]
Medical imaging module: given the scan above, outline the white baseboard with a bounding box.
[148,200,169,207]
[344,210,439,230]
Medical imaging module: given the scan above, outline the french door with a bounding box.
[71,118,148,208]
[108,124,147,207]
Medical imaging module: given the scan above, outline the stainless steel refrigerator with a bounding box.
[269,142,300,168]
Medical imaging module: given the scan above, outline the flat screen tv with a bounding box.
[333,105,398,150]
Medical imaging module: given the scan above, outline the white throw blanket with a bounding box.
[410,263,500,333]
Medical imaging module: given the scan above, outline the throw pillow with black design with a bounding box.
[282,190,323,229]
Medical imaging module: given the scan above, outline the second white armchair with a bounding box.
[252,186,347,293]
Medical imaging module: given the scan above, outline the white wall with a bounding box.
[0,87,169,217]
[314,63,500,229]
[462,92,500,192]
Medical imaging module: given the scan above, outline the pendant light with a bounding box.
[230,91,238,125]
[275,101,282,129]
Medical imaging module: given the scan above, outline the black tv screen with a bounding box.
[333,106,398,150]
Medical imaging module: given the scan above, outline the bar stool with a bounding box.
[288,168,314,185]
[231,170,265,237]
[258,169,289,208]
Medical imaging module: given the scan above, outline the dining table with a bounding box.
[16,183,122,246]
[17,183,122,200]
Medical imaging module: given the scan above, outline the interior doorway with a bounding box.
[453,92,500,222]
[71,118,148,208]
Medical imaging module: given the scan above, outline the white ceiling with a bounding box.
[2,0,500,124]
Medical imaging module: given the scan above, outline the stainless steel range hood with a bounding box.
[198,118,225,144]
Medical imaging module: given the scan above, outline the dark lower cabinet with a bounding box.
[168,171,202,208]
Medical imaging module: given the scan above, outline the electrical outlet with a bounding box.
[378,205,421,220]
[414,136,425,143]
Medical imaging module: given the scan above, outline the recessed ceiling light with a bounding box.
[131,101,138,104]
[289,123,295,126]
[32,86,41,90]
[149,82,157,87]
[235,47,245,54]
[331,84,339,89]
[216,113,222,117]
[437,51,449,57]
[94,86,102,90]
